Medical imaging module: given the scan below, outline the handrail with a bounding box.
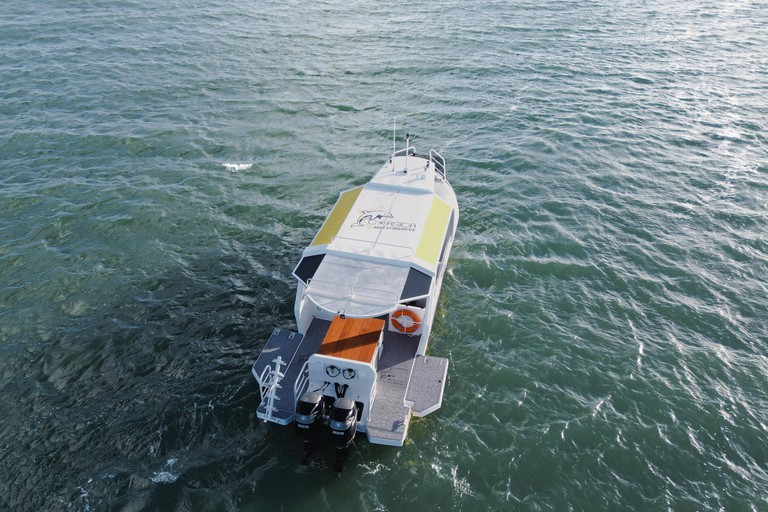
[391,146,416,159]
[430,149,447,181]
[294,360,310,405]
[391,146,447,181]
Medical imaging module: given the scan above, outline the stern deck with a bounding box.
[253,320,449,445]
[252,320,331,424]
[366,330,449,446]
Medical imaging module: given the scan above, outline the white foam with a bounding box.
[223,163,253,172]
[150,459,179,483]
[150,471,179,484]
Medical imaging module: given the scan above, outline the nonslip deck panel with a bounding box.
[415,196,452,266]
[253,320,331,423]
[366,330,419,446]
[406,356,449,417]
[252,329,303,386]
[311,187,363,246]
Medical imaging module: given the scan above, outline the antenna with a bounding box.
[405,132,410,173]
[393,117,396,156]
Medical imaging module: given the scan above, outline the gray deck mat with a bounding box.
[253,320,331,421]
[406,355,449,416]
[366,330,419,444]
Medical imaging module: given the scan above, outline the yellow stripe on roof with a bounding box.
[311,186,363,246]
[416,196,452,265]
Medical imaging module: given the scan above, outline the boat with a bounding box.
[251,135,458,473]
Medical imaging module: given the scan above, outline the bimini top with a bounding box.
[292,153,455,318]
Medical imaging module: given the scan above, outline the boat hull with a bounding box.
[253,147,457,449]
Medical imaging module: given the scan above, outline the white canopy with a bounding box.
[305,254,410,318]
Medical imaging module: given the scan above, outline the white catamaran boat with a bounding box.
[251,136,458,472]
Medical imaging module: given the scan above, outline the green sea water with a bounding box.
[2,0,768,510]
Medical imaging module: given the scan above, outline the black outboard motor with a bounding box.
[294,392,325,465]
[328,398,357,474]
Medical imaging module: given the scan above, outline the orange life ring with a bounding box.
[391,309,421,334]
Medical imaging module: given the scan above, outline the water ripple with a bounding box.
[2,0,768,509]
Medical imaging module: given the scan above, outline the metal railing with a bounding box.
[294,360,310,405]
[430,149,447,181]
[256,356,286,423]
[391,146,416,159]
[390,146,447,181]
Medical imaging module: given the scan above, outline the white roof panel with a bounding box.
[327,186,435,262]
[305,254,410,318]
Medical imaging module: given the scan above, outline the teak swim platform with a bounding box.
[318,317,385,363]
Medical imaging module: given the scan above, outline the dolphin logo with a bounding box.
[352,205,393,228]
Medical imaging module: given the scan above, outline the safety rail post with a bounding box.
[294,360,310,405]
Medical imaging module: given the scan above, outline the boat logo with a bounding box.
[352,205,393,228]
[351,205,416,231]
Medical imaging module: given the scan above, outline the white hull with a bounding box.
[252,146,457,450]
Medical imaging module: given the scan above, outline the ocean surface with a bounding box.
[2,0,767,510]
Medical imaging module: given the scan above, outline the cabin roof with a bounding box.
[293,155,454,318]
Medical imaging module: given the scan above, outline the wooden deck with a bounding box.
[318,316,384,363]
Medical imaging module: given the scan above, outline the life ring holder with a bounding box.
[391,309,421,335]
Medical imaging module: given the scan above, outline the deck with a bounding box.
[252,320,331,425]
[366,330,449,446]
[252,319,449,445]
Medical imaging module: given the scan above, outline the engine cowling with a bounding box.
[328,398,357,448]
[294,391,325,442]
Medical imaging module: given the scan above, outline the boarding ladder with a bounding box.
[258,356,286,423]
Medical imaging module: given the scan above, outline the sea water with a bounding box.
[1,0,767,510]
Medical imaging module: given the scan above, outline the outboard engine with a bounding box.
[294,392,325,465]
[328,398,357,474]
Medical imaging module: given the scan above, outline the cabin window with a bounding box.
[436,211,455,276]
[438,211,455,265]
[400,267,432,301]
[293,254,325,284]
